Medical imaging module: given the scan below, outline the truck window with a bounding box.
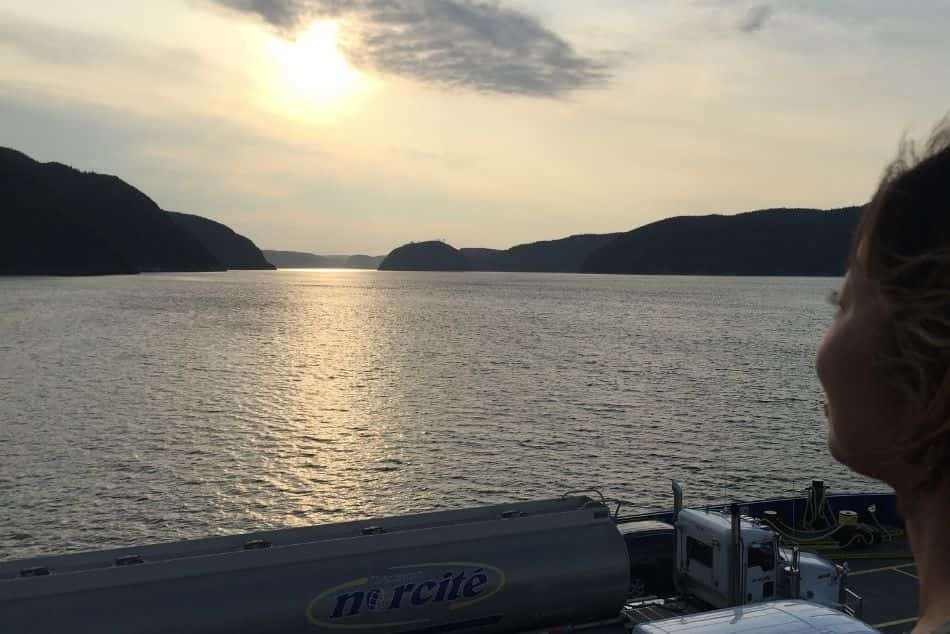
[748,542,774,571]
[686,537,713,568]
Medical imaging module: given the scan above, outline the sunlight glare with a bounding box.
[269,21,363,106]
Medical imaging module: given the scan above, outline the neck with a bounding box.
[899,480,950,633]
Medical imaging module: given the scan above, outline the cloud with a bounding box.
[211,0,609,97]
[390,145,477,170]
[0,11,204,76]
[737,4,773,33]
[0,81,323,207]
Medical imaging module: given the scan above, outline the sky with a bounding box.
[1,1,949,255]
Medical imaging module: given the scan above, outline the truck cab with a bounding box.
[674,506,844,611]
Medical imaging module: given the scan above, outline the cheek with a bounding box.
[816,319,895,471]
[814,329,834,394]
[815,322,853,409]
[817,321,865,435]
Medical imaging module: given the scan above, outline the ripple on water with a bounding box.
[0,271,880,561]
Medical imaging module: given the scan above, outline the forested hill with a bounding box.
[0,147,273,275]
[262,250,384,269]
[460,233,621,272]
[379,241,470,271]
[581,207,861,276]
[377,207,861,276]
[378,234,621,273]
[168,212,273,270]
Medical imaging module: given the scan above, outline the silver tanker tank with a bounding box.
[0,496,630,634]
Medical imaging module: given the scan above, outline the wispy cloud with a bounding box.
[737,4,773,33]
[0,11,204,74]
[211,0,610,97]
[390,144,477,170]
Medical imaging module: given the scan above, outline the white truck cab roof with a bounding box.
[631,600,877,633]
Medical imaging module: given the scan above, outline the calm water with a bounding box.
[0,270,880,562]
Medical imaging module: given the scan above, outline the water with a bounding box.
[0,270,880,562]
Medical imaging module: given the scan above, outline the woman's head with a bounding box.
[817,116,950,492]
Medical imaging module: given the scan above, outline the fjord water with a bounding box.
[0,270,878,561]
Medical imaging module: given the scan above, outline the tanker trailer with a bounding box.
[0,496,631,634]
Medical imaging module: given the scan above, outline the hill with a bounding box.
[262,251,383,269]
[0,147,279,275]
[376,233,621,273]
[168,212,274,270]
[263,250,330,268]
[0,147,223,275]
[581,207,861,275]
[458,248,506,270]
[379,241,469,271]
[0,202,136,275]
[345,254,385,269]
[461,233,622,272]
[382,209,861,275]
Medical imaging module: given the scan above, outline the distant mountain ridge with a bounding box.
[1,144,864,278]
[379,234,622,273]
[380,207,862,275]
[262,250,384,269]
[461,233,621,273]
[0,147,273,275]
[582,207,861,275]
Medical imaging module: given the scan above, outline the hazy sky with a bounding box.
[1,1,948,254]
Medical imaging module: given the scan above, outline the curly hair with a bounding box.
[850,115,950,490]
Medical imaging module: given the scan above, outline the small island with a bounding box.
[379,241,470,271]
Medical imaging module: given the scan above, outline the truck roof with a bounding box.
[632,600,877,633]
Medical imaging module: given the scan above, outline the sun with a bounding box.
[268,21,364,106]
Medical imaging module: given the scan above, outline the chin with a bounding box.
[828,427,869,473]
[827,434,851,467]
[828,433,894,483]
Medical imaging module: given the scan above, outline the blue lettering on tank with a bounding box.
[410,581,438,606]
[308,562,506,628]
[463,571,488,598]
[331,591,364,619]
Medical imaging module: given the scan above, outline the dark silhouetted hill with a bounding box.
[262,250,331,268]
[459,248,506,270]
[460,233,622,272]
[379,234,622,272]
[506,233,622,272]
[1,202,135,275]
[581,207,861,275]
[345,254,385,269]
[379,241,469,271]
[168,212,274,270]
[262,251,384,269]
[0,147,224,274]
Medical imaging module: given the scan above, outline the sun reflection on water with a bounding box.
[0,271,879,561]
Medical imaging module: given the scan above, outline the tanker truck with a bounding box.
[0,483,882,633]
